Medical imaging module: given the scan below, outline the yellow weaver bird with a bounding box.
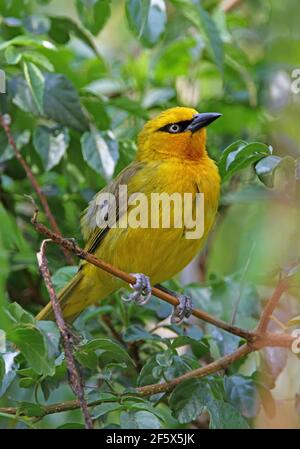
[37,107,221,323]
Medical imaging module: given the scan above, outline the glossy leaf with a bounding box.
[169,379,211,423]
[81,129,119,179]
[126,0,167,48]
[207,400,250,429]
[76,0,111,36]
[7,326,55,376]
[219,140,272,181]
[6,302,35,325]
[120,410,161,429]
[51,266,79,291]
[33,125,69,171]
[224,375,259,418]
[43,73,89,131]
[23,61,45,114]
[75,338,134,369]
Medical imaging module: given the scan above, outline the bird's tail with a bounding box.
[36,270,84,322]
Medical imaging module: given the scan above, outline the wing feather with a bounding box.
[81,161,145,254]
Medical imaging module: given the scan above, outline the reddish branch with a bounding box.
[0,114,73,265]
[36,239,93,429]
[221,0,242,12]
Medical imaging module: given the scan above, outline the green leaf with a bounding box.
[76,0,111,36]
[0,35,56,51]
[207,400,250,429]
[33,125,69,171]
[169,378,211,423]
[48,16,102,58]
[219,140,272,181]
[255,155,285,187]
[6,302,35,325]
[51,266,79,291]
[23,51,54,72]
[4,46,22,65]
[23,61,45,114]
[197,4,224,73]
[76,338,134,369]
[120,410,161,429]
[81,130,119,180]
[170,0,223,72]
[210,328,240,357]
[43,73,89,131]
[123,398,165,421]
[93,402,122,419]
[170,335,208,351]
[0,351,19,398]
[19,377,37,388]
[123,324,160,342]
[224,375,259,418]
[0,129,31,163]
[10,76,39,116]
[7,325,55,376]
[125,0,167,48]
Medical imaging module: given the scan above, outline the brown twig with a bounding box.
[221,0,242,12]
[36,239,93,429]
[0,114,73,265]
[256,277,289,333]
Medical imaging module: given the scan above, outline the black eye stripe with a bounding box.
[158,120,192,133]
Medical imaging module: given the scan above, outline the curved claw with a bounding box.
[171,294,193,324]
[122,273,152,306]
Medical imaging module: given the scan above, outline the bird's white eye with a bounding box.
[169,123,180,133]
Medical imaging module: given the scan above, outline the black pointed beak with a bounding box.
[186,112,222,133]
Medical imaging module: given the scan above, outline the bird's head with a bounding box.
[137,107,221,162]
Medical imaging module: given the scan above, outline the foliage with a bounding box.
[0,0,300,430]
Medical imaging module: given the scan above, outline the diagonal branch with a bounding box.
[221,0,242,12]
[256,277,290,333]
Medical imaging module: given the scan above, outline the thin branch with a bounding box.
[221,0,242,12]
[36,239,93,429]
[256,277,289,333]
[30,203,254,343]
[0,114,73,265]
[137,344,251,396]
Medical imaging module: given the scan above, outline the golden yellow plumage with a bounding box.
[36,107,221,321]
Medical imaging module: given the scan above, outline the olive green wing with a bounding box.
[81,161,146,254]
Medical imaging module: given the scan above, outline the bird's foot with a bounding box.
[122,273,152,305]
[171,294,193,324]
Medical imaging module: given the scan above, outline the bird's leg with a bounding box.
[122,273,152,305]
[155,284,193,324]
